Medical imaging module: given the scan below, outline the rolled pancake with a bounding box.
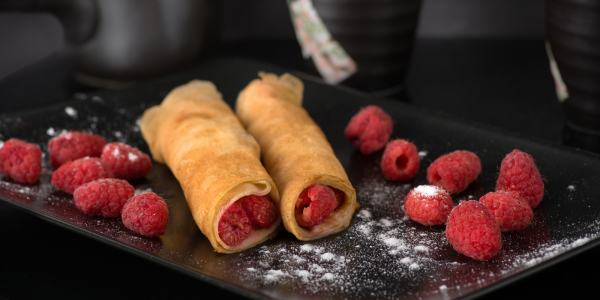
[235,72,359,241]
[140,80,281,253]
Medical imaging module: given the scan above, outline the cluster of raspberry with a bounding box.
[0,132,168,237]
[345,106,545,261]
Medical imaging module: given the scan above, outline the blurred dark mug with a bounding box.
[1,0,218,88]
[312,0,422,98]
[546,0,600,132]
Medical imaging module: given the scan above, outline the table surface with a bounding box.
[0,38,598,300]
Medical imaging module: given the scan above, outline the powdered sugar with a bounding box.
[65,107,78,119]
[46,128,67,137]
[128,152,139,161]
[412,185,444,197]
[227,176,600,299]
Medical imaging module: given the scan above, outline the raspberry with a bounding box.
[381,139,420,181]
[344,105,393,155]
[239,194,277,227]
[427,150,481,194]
[495,149,544,208]
[121,192,169,237]
[446,200,502,261]
[295,184,338,227]
[332,187,345,208]
[51,157,114,194]
[48,131,106,169]
[101,142,152,180]
[73,178,135,217]
[218,202,252,246]
[479,191,533,232]
[404,185,453,226]
[0,139,42,184]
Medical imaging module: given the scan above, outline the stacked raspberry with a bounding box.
[397,147,543,261]
[479,190,533,232]
[101,142,153,180]
[44,130,165,236]
[496,149,544,208]
[48,132,106,168]
[47,131,153,193]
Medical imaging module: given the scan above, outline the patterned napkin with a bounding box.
[287,0,357,85]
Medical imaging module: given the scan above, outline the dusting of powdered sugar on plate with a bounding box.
[216,176,600,299]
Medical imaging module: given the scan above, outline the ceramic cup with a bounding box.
[546,0,600,132]
[312,0,422,97]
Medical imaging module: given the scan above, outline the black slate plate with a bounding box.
[1,58,599,300]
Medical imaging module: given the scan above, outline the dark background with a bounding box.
[1,1,598,300]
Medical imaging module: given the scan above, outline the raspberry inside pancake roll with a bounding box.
[295,185,344,228]
[218,194,278,246]
[140,80,281,253]
[235,72,359,241]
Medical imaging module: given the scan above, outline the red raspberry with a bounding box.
[239,194,277,227]
[381,139,420,181]
[0,139,42,184]
[73,178,135,217]
[218,202,252,246]
[48,131,106,169]
[295,184,338,227]
[427,150,481,194]
[446,200,502,261]
[479,191,533,232]
[101,142,152,180]
[495,149,544,208]
[332,187,345,208]
[51,157,114,194]
[344,105,393,155]
[404,185,453,226]
[121,192,169,237]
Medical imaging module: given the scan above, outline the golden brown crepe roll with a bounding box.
[140,80,281,253]
[235,72,359,241]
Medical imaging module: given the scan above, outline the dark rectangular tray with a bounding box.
[1,58,599,300]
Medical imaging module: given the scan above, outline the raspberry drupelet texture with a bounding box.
[295,184,341,227]
[121,192,169,237]
[427,150,481,194]
[73,178,135,217]
[51,157,114,194]
[446,200,502,261]
[381,139,420,181]
[101,142,152,180]
[495,149,544,208]
[218,202,252,246]
[479,191,533,232]
[48,131,106,169]
[344,105,393,155]
[0,139,42,184]
[239,194,277,227]
[404,185,453,226]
